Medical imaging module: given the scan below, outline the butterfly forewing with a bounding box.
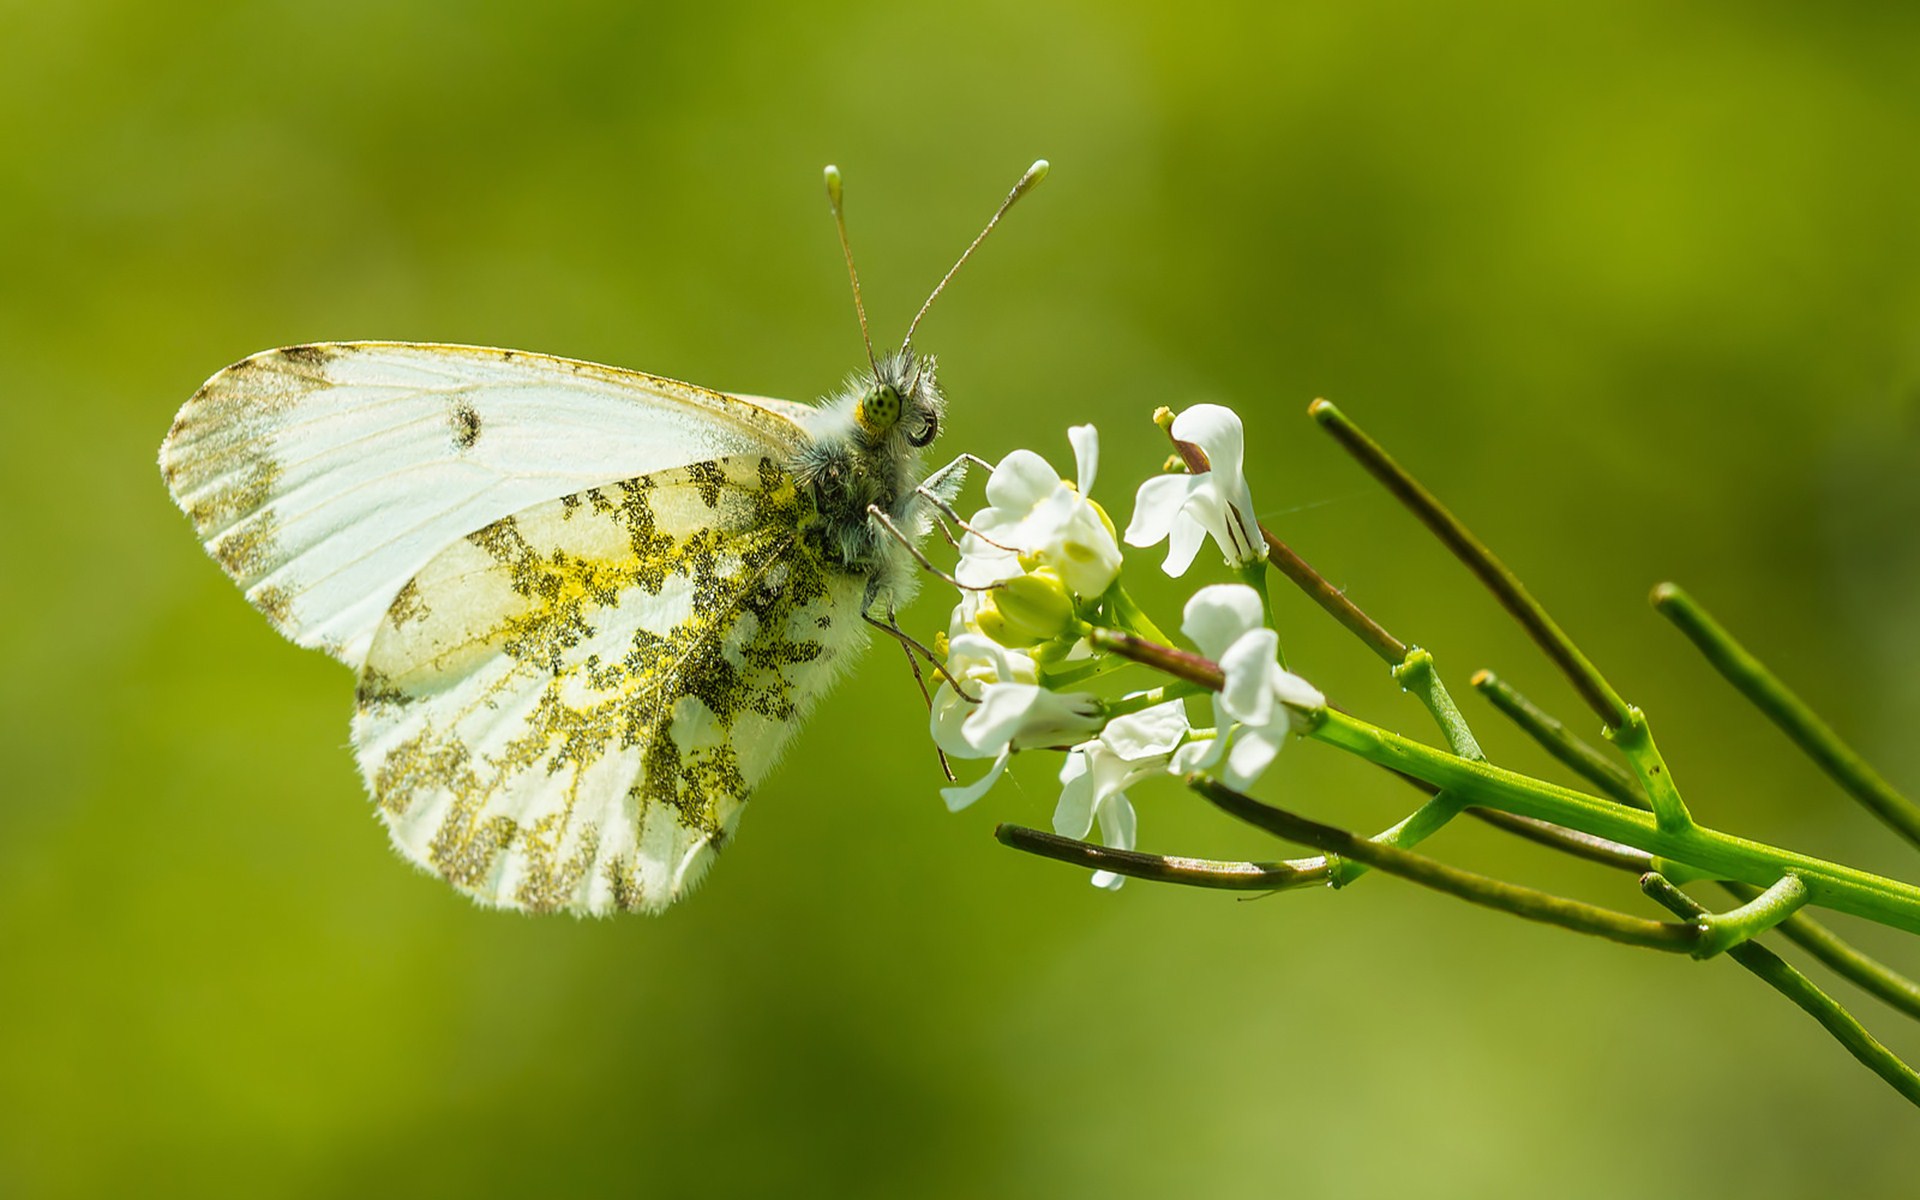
[350,454,869,914]
[160,342,807,669]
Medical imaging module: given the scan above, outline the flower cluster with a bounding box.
[926,407,1323,888]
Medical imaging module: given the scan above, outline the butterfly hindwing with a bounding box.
[349,453,869,914]
[160,342,808,669]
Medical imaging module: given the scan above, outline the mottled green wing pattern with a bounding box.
[350,454,869,915]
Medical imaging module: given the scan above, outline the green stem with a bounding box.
[1719,881,1920,1023]
[1652,583,1920,852]
[1106,584,1173,648]
[1640,874,1920,1109]
[1331,648,1482,887]
[1194,776,1700,953]
[1473,670,1644,808]
[1088,628,1223,690]
[1690,874,1810,959]
[994,823,1330,891]
[1258,526,1408,664]
[1396,648,1483,761]
[1304,706,1920,935]
[1605,707,1694,832]
[1478,669,1920,1023]
[1238,561,1285,669]
[1100,681,1207,720]
[1310,399,1632,730]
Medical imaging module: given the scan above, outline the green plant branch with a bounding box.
[1309,399,1632,729]
[1306,706,1920,935]
[1093,630,1682,888]
[1690,873,1810,959]
[1718,881,1920,1022]
[1640,873,1920,1109]
[1193,775,1701,953]
[1474,670,1644,807]
[1605,707,1695,833]
[1652,582,1920,852]
[1467,809,1654,873]
[993,824,1332,891]
[1477,669,1920,1022]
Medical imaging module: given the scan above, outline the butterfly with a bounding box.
[158,161,1048,915]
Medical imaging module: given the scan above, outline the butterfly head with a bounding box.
[854,348,943,449]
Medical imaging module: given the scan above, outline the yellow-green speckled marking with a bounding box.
[351,453,866,914]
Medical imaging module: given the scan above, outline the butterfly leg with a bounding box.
[865,504,999,592]
[859,599,977,700]
[887,629,957,782]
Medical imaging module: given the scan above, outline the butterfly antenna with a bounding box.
[901,159,1050,354]
[824,165,881,379]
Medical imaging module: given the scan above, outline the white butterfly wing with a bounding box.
[351,454,870,914]
[160,342,808,669]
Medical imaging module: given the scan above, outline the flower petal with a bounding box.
[1161,511,1207,577]
[1221,727,1283,790]
[984,449,1062,514]
[1181,584,1264,662]
[941,748,1011,810]
[1217,627,1282,727]
[1095,789,1138,852]
[1170,405,1246,487]
[1068,424,1100,495]
[1053,749,1097,838]
[1272,667,1326,712]
[1101,700,1190,759]
[1123,473,1193,548]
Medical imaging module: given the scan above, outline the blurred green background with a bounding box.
[6,1,1920,1194]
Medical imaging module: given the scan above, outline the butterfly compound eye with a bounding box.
[854,383,902,437]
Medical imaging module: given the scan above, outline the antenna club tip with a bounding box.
[1029,159,1051,179]
[824,164,844,204]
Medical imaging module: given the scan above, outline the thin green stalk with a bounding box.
[1480,669,1920,1023]
[1653,583,1920,852]
[1194,777,1700,953]
[1309,399,1633,729]
[1259,526,1409,664]
[1473,670,1644,807]
[1238,561,1285,668]
[1333,649,1482,887]
[1640,874,1920,1109]
[1719,881,1920,1023]
[1469,809,1654,873]
[1098,680,1209,720]
[1088,628,1223,690]
[1305,706,1920,935]
[1107,583,1174,647]
[1606,707,1694,832]
[1691,874,1810,959]
[1396,648,1483,761]
[994,823,1331,891]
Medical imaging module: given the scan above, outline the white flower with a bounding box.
[932,634,1104,811]
[1180,584,1323,789]
[956,426,1123,600]
[1054,700,1195,889]
[1125,404,1266,576]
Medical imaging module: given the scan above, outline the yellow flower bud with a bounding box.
[973,569,1077,649]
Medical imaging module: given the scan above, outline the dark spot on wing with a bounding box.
[279,344,333,366]
[451,400,482,451]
